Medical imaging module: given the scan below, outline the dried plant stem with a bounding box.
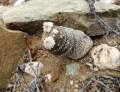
[79,75,120,92]
[28,49,45,92]
[28,49,32,62]
[79,78,94,92]
[12,73,19,92]
[87,0,120,46]
[95,80,112,92]
[21,73,31,92]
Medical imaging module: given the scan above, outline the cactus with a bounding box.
[42,22,93,59]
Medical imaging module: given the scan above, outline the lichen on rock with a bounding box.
[91,44,120,69]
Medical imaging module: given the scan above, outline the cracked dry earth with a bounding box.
[5,33,120,92]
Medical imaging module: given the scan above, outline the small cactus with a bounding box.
[42,22,93,59]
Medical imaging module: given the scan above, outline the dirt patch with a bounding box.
[0,27,33,89]
[4,33,120,92]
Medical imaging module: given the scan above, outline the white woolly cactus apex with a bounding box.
[42,22,93,59]
[43,22,53,32]
[91,44,120,69]
[43,36,56,50]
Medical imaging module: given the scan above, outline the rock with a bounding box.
[0,0,120,35]
[0,26,32,89]
[7,83,13,89]
[91,44,120,69]
[15,62,43,77]
[74,84,79,89]
[52,66,61,82]
[70,80,73,85]
[93,67,99,71]
[45,73,51,82]
[66,62,80,76]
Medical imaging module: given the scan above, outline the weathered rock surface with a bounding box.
[0,0,120,35]
[66,62,80,76]
[91,44,120,69]
[0,26,32,89]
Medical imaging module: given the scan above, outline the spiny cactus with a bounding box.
[42,22,93,59]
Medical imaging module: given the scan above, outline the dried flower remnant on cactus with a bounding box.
[91,44,120,69]
[42,22,93,59]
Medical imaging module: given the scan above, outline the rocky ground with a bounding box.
[0,0,120,92]
[2,33,120,92]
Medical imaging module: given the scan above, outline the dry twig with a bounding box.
[87,0,120,46]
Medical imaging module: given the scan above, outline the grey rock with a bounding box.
[7,83,13,88]
[66,62,80,76]
[0,0,120,35]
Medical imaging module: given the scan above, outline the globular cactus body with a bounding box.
[42,22,93,59]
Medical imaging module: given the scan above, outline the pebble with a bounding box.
[7,83,13,88]
[74,84,79,89]
[94,67,99,71]
[66,62,80,76]
[52,66,61,82]
[45,73,51,82]
[70,80,73,85]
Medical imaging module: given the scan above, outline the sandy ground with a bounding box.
[5,33,120,92]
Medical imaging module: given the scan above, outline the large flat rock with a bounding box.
[0,0,120,35]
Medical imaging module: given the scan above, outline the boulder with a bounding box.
[0,0,120,35]
[0,26,32,89]
[91,44,120,69]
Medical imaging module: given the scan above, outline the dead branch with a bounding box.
[95,75,120,85]
[95,80,112,92]
[87,0,120,46]
[17,66,31,92]
[79,75,120,92]
[79,78,95,92]
[12,73,19,92]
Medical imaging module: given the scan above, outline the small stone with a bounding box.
[45,73,51,82]
[7,83,13,88]
[70,80,73,85]
[52,66,61,82]
[66,62,80,76]
[94,67,99,71]
[74,84,79,88]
